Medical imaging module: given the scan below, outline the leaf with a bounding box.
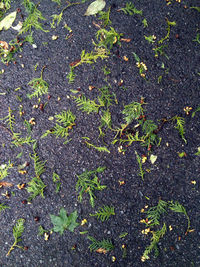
[0,11,17,31]
[84,0,106,16]
[0,181,13,187]
[190,7,200,12]
[150,154,157,164]
[50,208,79,235]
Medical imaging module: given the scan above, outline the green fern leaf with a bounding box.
[120,2,142,16]
[27,176,46,201]
[74,95,100,114]
[173,116,187,143]
[20,1,49,34]
[122,101,144,124]
[87,236,114,252]
[145,200,168,226]
[76,167,106,207]
[90,205,115,222]
[7,218,25,256]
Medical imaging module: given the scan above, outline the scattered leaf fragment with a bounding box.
[0,181,13,187]
[81,219,87,226]
[96,248,107,254]
[18,170,27,175]
[123,56,129,61]
[11,21,23,32]
[119,180,125,186]
[44,232,49,241]
[52,35,58,40]
[191,180,196,185]
[111,256,116,262]
[178,152,186,158]
[84,0,106,16]
[150,154,157,164]
[17,183,26,189]
[0,41,9,50]
[121,38,131,42]
[0,11,17,31]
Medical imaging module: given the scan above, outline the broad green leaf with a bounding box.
[50,208,79,235]
[0,11,17,31]
[84,0,106,16]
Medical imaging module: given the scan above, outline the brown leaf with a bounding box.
[96,248,107,254]
[0,40,9,50]
[121,38,131,43]
[70,59,80,67]
[0,181,13,187]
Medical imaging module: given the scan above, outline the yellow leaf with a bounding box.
[84,0,106,16]
[0,11,17,31]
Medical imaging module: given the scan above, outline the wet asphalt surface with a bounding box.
[0,0,200,266]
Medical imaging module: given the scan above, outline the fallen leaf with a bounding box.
[96,248,107,254]
[0,11,17,31]
[11,21,23,31]
[0,181,13,187]
[121,38,131,42]
[150,154,157,164]
[84,0,106,16]
[0,41,9,50]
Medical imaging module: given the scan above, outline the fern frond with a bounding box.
[55,110,76,128]
[20,1,48,34]
[142,223,166,261]
[67,66,76,83]
[76,167,106,207]
[122,101,144,124]
[7,218,25,256]
[74,95,101,114]
[27,77,49,99]
[95,27,122,50]
[135,151,145,180]
[4,107,15,133]
[98,86,115,108]
[173,116,187,143]
[30,151,46,178]
[120,2,142,16]
[42,110,75,143]
[90,206,115,222]
[84,140,110,153]
[80,48,109,65]
[169,201,190,230]
[27,177,46,201]
[87,236,114,252]
[98,7,111,27]
[12,133,36,147]
[145,200,168,227]
[192,105,200,117]
[100,109,112,129]
[141,120,157,147]
[142,120,157,136]
[0,161,13,180]
[0,203,10,214]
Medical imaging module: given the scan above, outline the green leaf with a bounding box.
[90,205,115,221]
[0,11,17,31]
[84,0,106,16]
[50,208,79,235]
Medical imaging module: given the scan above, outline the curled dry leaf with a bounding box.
[0,41,9,50]
[0,181,13,187]
[96,248,107,254]
[121,38,131,42]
